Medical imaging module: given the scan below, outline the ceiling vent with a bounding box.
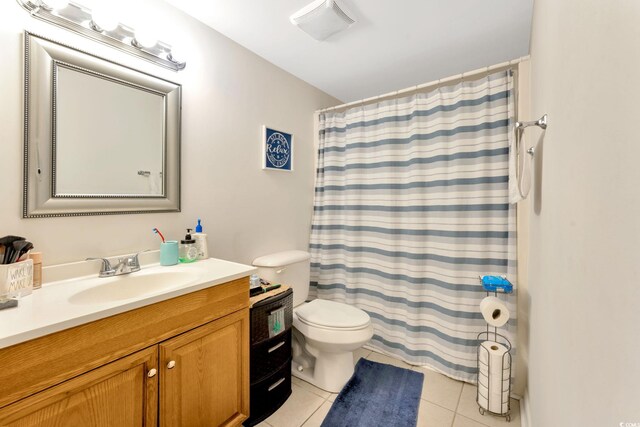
[290,0,355,41]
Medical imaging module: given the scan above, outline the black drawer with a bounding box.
[251,329,292,384]
[251,289,293,345]
[245,358,292,426]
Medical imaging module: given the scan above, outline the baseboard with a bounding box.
[520,389,532,427]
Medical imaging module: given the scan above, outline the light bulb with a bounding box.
[134,27,157,48]
[41,0,69,10]
[166,40,186,64]
[91,4,119,32]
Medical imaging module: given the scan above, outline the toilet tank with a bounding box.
[252,250,311,307]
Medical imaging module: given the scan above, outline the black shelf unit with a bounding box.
[243,288,293,427]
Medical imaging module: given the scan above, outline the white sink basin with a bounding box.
[68,271,200,305]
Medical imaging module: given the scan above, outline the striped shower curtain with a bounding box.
[309,71,517,383]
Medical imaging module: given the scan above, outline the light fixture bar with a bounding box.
[16,0,186,71]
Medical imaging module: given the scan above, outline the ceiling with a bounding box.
[165,0,533,103]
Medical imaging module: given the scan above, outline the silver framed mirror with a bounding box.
[23,32,181,218]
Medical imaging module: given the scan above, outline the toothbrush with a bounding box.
[152,228,166,243]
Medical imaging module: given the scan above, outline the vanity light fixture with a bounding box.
[16,0,186,71]
[40,0,69,10]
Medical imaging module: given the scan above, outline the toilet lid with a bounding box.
[295,299,370,329]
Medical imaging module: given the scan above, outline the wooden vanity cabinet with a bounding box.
[0,277,250,427]
[160,309,249,427]
[0,347,158,427]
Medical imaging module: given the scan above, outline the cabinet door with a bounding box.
[160,308,249,427]
[0,347,158,427]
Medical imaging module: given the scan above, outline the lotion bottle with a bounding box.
[193,218,209,260]
[29,252,43,289]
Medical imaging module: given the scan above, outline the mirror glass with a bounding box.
[24,32,181,217]
[55,65,166,197]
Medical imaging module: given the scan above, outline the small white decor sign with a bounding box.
[1,259,33,298]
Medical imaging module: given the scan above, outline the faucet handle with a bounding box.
[129,249,150,269]
[86,257,115,276]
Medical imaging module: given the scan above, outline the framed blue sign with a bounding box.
[262,126,293,172]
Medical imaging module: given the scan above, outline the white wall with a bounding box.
[0,0,338,266]
[527,0,640,425]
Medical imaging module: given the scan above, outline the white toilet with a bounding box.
[253,250,374,392]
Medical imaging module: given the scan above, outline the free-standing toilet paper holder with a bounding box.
[476,275,513,422]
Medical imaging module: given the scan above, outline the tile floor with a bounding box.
[256,348,521,427]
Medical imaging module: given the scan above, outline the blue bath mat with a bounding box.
[321,358,424,427]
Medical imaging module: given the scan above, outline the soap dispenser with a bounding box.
[179,229,198,263]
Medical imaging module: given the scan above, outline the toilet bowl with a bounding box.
[291,299,373,392]
[253,250,373,393]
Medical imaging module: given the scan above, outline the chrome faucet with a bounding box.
[86,250,147,278]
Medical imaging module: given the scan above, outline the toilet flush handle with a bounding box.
[276,267,286,274]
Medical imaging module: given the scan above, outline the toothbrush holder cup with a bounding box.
[160,241,179,266]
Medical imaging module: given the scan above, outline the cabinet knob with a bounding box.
[167,360,176,369]
[147,368,157,378]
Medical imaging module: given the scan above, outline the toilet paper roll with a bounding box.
[478,374,509,389]
[478,341,511,414]
[480,296,510,327]
[478,393,509,415]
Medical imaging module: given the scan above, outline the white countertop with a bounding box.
[0,257,256,349]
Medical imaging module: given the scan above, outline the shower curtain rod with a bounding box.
[316,55,529,114]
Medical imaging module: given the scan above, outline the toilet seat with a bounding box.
[295,299,371,331]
